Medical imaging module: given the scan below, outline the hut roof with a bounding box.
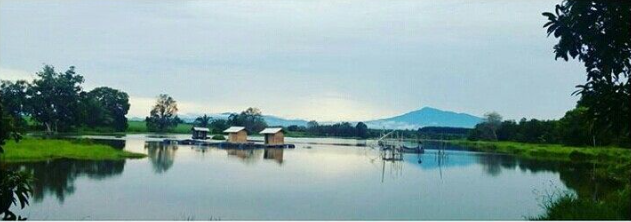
[223,126,246,133]
[191,127,210,132]
[259,128,284,134]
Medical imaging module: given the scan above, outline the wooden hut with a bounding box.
[191,127,210,140]
[260,128,285,145]
[224,126,247,143]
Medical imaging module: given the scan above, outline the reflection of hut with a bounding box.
[224,126,247,143]
[260,128,285,145]
[264,148,284,164]
[191,127,210,140]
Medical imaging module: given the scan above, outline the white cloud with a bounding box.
[0,67,34,81]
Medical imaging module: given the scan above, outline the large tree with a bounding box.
[355,122,369,139]
[145,94,180,133]
[227,107,267,133]
[543,0,631,145]
[28,65,84,133]
[82,87,130,131]
[0,80,29,130]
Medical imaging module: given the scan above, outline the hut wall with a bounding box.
[228,131,247,143]
[265,132,284,145]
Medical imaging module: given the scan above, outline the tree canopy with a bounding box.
[145,94,180,133]
[227,107,267,133]
[544,0,631,144]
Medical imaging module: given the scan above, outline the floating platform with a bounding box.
[162,139,295,149]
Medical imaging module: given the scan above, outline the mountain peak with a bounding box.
[366,107,482,129]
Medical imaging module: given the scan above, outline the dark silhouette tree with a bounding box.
[145,94,180,133]
[194,114,211,128]
[543,0,631,146]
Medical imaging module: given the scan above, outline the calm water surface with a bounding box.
[11,134,597,220]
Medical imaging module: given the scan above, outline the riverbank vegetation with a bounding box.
[0,65,131,134]
[1,139,146,163]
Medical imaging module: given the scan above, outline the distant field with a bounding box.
[127,120,194,134]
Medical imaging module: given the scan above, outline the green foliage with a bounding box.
[2,139,146,162]
[469,108,629,148]
[227,107,267,133]
[534,186,630,220]
[544,0,631,147]
[194,114,211,128]
[355,122,369,139]
[127,120,193,134]
[0,100,32,220]
[145,94,180,133]
[0,65,132,134]
[211,134,225,140]
[81,87,130,131]
[0,167,33,220]
[29,65,85,133]
[0,80,29,131]
[208,119,229,133]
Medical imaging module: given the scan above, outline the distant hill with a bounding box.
[365,107,482,129]
[131,107,481,129]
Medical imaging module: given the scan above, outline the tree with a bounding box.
[0,100,32,220]
[194,114,211,128]
[145,94,180,133]
[83,87,130,131]
[0,80,29,130]
[227,107,267,133]
[355,122,369,139]
[469,112,503,141]
[209,119,229,134]
[543,0,631,145]
[28,65,84,133]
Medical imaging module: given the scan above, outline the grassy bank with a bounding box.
[448,140,631,181]
[1,139,146,162]
[127,120,194,134]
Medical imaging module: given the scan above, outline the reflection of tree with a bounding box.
[473,152,622,200]
[12,159,125,203]
[263,149,284,164]
[145,142,178,173]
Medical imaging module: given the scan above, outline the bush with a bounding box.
[211,135,225,140]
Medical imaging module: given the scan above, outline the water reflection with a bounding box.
[263,149,284,164]
[226,149,263,164]
[11,159,125,203]
[145,142,178,173]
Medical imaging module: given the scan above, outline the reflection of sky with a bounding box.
[0,0,585,121]
[13,135,571,220]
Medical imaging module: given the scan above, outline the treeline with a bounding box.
[0,65,130,133]
[285,121,470,139]
[469,106,630,148]
[189,107,268,134]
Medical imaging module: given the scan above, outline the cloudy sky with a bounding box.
[0,0,585,122]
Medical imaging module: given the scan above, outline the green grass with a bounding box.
[1,139,146,163]
[449,140,631,163]
[126,120,194,134]
[533,186,630,220]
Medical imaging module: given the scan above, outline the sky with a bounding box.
[0,0,586,122]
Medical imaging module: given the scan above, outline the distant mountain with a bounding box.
[131,107,481,129]
[262,115,308,127]
[365,107,482,130]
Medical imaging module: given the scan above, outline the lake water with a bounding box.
[10,134,603,220]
